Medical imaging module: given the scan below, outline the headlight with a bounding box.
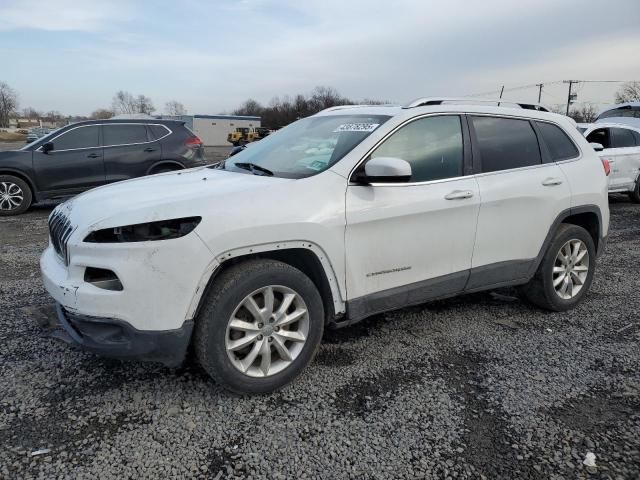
[84,217,201,243]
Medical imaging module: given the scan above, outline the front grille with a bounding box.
[48,210,74,265]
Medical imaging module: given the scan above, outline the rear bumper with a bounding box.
[52,303,193,367]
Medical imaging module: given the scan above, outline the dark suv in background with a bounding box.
[0,119,206,216]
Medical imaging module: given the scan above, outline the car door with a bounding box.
[586,127,623,188]
[608,127,640,191]
[345,114,480,313]
[467,115,572,289]
[32,124,105,195]
[102,123,162,183]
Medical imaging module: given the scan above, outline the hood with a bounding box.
[57,167,292,230]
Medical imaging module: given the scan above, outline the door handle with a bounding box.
[541,177,563,186]
[444,190,474,200]
[87,153,100,158]
[144,147,155,153]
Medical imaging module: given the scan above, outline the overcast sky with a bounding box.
[1,0,639,116]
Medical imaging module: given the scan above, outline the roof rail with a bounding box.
[405,97,551,112]
[320,104,397,113]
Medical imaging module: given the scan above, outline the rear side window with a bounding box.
[370,115,464,182]
[103,124,148,146]
[148,124,171,140]
[53,126,100,150]
[535,122,579,161]
[611,127,637,148]
[471,116,541,172]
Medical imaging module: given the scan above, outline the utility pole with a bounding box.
[536,83,543,103]
[498,85,504,106]
[564,80,577,115]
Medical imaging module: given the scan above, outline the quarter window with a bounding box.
[148,124,170,140]
[103,124,148,146]
[53,126,100,150]
[535,121,579,161]
[611,128,637,148]
[370,115,464,182]
[471,116,541,172]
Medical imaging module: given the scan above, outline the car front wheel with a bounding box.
[194,259,324,394]
[0,175,32,216]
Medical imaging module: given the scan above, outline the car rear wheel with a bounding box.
[0,175,32,216]
[521,224,596,311]
[194,259,324,394]
[628,177,640,203]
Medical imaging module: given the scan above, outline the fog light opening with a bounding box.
[84,267,123,291]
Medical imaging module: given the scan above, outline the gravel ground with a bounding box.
[0,197,639,479]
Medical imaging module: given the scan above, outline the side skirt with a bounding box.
[339,259,535,328]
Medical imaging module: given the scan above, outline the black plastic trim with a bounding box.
[465,260,533,291]
[344,270,468,324]
[53,304,193,367]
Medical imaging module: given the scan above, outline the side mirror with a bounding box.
[355,156,412,183]
[41,142,54,154]
[590,142,604,152]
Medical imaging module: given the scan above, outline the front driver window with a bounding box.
[52,126,100,151]
[586,129,611,149]
[370,115,463,182]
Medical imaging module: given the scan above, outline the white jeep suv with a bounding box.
[40,98,610,393]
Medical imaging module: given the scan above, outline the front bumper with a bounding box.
[52,303,193,366]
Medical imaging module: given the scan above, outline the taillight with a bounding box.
[185,135,202,147]
[601,158,611,176]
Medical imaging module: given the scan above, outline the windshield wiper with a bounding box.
[233,162,274,176]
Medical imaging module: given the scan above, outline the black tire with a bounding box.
[194,259,324,394]
[0,175,32,216]
[521,224,596,311]
[628,178,640,203]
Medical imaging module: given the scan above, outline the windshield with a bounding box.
[218,114,390,178]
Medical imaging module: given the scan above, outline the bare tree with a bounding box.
[21,107,41,120]
[136,95,155,115]
[614,81,640,104]
[308,86,350,111]
[91,108,114,119]
[231,86,386,128]
[0,81,18,128]
[233,98,263,117]
[112,91,156,115]
[569,104,598,123]
[112,90,138,114]
[165,100,187,116]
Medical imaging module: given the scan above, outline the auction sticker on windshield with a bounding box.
[334,123,380,133]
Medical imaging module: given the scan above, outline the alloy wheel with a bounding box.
[0,182,24,211]
[552,239,590,300]
[225,285,309,378]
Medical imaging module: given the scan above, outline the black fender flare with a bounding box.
[527,204,604,278]
[146,161,184,175]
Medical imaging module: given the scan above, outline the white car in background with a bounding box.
[582,122,640,202]
[595,102,640,129]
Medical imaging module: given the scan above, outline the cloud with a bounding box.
[0,0,134,32]
[1,0,639,115]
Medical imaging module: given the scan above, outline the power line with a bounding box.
[466,79,638,99]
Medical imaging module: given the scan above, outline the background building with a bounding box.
[159,114,261,146]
